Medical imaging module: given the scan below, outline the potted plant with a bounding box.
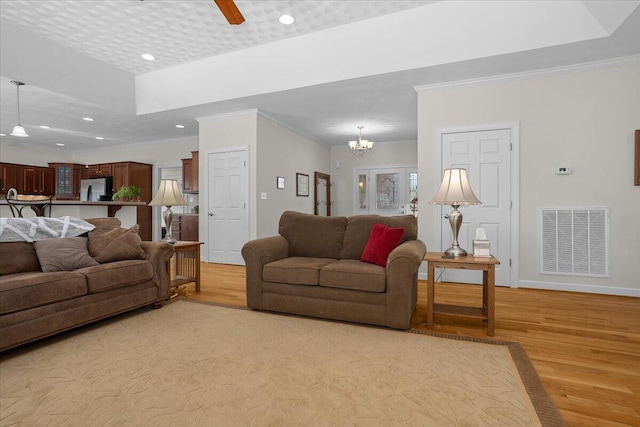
[129,185,142,202]
[112,185,133,201]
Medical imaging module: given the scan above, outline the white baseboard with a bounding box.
[518,280,640,297]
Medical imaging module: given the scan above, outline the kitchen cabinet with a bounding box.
[49,163,86,200]
[21,166,54,195]
[1,163,21,193]
[88,163,112,178]
[181,151,199,193]
[73,166,89,199]
[181,158,193,192]
[107,162,153,240]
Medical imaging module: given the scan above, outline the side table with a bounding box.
[167,241,203,298]
[424,252,500,336]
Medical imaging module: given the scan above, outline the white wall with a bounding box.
[0,144,70,165]
[197,111,258,252]
[330,140,418,217]
[417,59,640,296]
[256,114,330,237]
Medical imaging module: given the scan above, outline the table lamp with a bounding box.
[430,168,481,257]
[148,179,187,244]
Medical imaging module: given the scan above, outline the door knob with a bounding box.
[208,212,214,216]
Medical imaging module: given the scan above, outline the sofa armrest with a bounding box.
[141,241,175,301]
[241,236,289,309]
[385,239,427,328]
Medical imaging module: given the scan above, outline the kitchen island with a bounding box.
[0,200,146,231]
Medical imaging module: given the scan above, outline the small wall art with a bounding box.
[277,176,285,190]
[296,173,309,197]
[635,130,640,186]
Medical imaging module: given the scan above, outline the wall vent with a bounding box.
[539,207,609,277]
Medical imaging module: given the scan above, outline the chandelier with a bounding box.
[348,126,374,155]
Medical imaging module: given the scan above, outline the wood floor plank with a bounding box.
[185,262,640,427]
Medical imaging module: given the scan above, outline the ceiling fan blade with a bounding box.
[214,0,245,25]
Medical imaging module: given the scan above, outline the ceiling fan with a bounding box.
[213,0,245,25]
[138,0,245,25]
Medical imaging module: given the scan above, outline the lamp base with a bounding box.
[443,245,468,258]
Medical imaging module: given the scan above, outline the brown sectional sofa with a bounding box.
[0,218,175,351]
[242,211,426,329]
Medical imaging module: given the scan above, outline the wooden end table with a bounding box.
[424,252,500,336]
[167,241,203,298]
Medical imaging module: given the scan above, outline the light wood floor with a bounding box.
[186,263,640,427]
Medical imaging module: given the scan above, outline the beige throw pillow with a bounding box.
[88,225,145,263]
[33,237,99,272]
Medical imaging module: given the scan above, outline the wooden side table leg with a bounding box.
[487,266,495,336]
[427,263,435,329]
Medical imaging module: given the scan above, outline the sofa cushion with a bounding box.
[264,257,337,286]
[319,259,386,293]
[88,225,145,263]
[78,259,154,293]
[0,271,87,315]
[279,211,347,259]
[33,237,100,272]
[360,223,405,267]
[340,215,418,260]
[0,242,40,276]
[84,217,122,232]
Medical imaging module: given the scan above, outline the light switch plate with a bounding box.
[555,166,572,175]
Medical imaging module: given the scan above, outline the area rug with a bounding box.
[0,299,564,426]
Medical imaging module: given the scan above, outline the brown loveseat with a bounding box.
[242,211,426,329]
[0,218,174,351]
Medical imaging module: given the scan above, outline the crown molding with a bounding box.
[195,109,258,123]
[414,55,640,92]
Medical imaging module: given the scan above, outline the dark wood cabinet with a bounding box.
[171,214,198,241]
[96,161,153,241]
[0,163,21,193]
[181,158,193,192]
[88,163,112,178]
[21,166,54,195]
[73,166,89,199]
[191,151,199,192]
[181,151,199,193]
[49,163,86,200]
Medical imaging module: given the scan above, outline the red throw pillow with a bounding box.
[360,223,405,267]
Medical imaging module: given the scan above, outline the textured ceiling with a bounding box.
[1,1,639,152]
[1,0,432,74]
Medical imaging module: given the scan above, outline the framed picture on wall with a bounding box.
[277,176,285,190]
[296,173,309,197]
[635,130,640,186]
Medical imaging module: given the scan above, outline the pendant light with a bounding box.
[10,81,29,137]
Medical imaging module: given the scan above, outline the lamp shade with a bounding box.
[10,124,28,137]
[148,179,187,206]
[429,168,481,206]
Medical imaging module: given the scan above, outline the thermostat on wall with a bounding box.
[555,166,572,175]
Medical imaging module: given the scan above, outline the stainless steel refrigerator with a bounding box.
[80,177,113,201]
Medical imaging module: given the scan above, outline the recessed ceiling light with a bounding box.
[141,53,156,61]
[56,143,65,146]
[83,117,94,122]
[279,14,295,25]
[95,136,105,140]
[175,124,185,129]
[40,125,51,129]
[0,133,6,137]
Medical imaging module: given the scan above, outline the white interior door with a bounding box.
[208,149,248,265]
[440,129,512,286]
[369,168,406,216]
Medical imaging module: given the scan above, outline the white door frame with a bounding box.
[205,146,250,265]
[435,122,520,288]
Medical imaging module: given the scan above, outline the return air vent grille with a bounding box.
[539,207,609,277]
